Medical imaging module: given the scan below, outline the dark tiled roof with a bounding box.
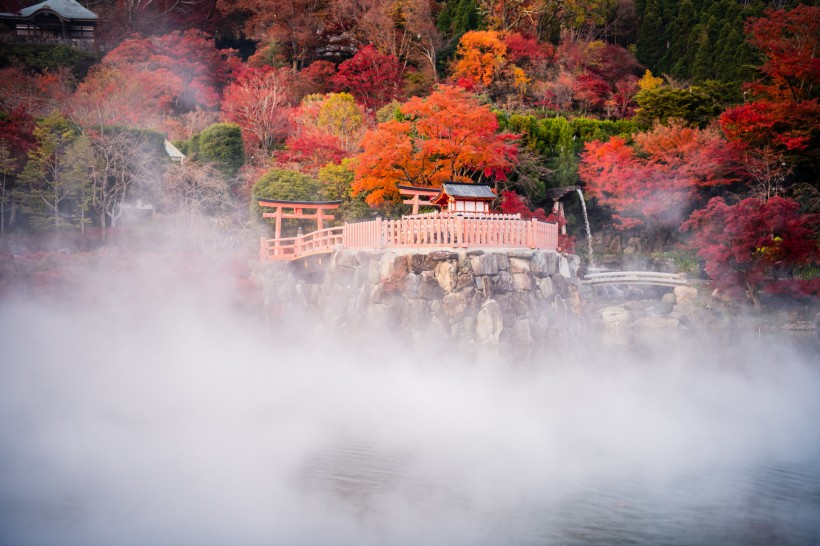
[20,0,97,19]
[439,183,496,199]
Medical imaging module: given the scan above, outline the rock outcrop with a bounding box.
[255,248,583,351]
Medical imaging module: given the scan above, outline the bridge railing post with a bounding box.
[376,217,383,248]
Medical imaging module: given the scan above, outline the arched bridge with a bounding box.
[582,271,688,287]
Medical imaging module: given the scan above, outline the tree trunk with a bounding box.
[746,281,761,310]
[100,211,107,241]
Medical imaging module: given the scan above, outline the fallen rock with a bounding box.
[601,306,630,329]
[673,285,698,304]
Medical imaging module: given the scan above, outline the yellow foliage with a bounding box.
[511,65,530,96]
[638,70,664,91]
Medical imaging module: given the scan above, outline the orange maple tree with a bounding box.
[353,85,518,205]
[451,30,508,88]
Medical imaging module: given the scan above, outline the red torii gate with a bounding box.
[398,185,439,215]
[258,198,342,242]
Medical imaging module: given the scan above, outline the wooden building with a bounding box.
[0,0,97,41]
[430,182,497,214]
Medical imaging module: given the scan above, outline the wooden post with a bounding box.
[376,217,383,248]
[259,236,267,261]
[274,207,282,257]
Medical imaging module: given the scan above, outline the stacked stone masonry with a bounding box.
[256,248,584,351]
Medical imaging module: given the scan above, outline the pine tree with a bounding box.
[635,0,667,71]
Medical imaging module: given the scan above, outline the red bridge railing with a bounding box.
[260,213,559,261]
[259,226,345,261]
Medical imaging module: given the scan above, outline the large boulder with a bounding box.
[379,252,408,290]
[434,260,459,293]
[531,251,558,277]
[673,285,698,304]
[441,291,469,322]
[471,253,499,276]
[476,299,504,344]
[601,306,630,329]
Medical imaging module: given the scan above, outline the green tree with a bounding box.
[250,168,321,221]
[551,117,578,188]
[437,0,483,37]
[181,123,246,178]
[318,158,373,221]
[16,113,82,231]
[636,0,669,72]
[634,81,740,127]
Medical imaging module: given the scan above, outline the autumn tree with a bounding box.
[682,196,819,307]
[70,65,165,129]
[100,30,235,112]
[0,66,74,118]
[719,5,820,199]
[332,45,404,110]
[353,85,518,205]
[451,30,507,88]
[216,0,328,71]
[274,94,362,174]
[578,120,735,233]
[499,190,547,220]
[16,113,82,231]
[291,60,337,100]
[221,66,293,158]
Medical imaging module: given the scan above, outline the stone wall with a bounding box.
[255,248,584,351]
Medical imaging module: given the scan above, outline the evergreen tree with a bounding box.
[691,27,714,81]
[551,118,578,188]
[437,0,483,38]
[635,0,667,71]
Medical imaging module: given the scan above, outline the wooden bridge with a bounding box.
[259,209,560,261]
[582,271,688,287]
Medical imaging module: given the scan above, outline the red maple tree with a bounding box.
[101,30,236,112]
[682,196,819,307]
[579,121,735,231]
[221,66,294,156]
[720,5,820,177]
[332,45,404,110]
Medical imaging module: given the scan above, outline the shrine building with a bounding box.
[428,183,497,214]
[0,0,97,41]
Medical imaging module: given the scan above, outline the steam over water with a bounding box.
[1,250,819,545]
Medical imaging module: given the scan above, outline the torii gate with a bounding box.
[398,185,439,215]
[258,198,342,243]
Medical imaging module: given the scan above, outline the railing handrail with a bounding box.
[261,216,558,261]
[585,271,683,279]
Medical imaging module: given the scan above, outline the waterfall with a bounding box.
[576,188,595,268]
